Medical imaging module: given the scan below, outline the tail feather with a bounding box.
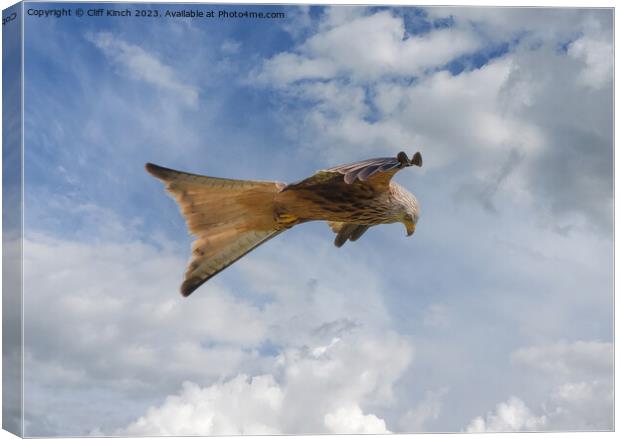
[146,163,284,296]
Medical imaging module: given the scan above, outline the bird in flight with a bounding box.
[146,151,422,296]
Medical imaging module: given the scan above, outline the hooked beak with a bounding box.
[405,221,416,236]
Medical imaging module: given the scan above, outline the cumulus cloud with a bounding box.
[424,7,606,43]
[466,340,613,432]
[567,30,613,89]
[466,397,546,432]
[22,201,413,435]
[122,377,283,435]
[255,9,481,84]
[87,32,199,107]
[253,7,612,232]
[544,379,613,430]
[324,405,389,434]
[121,332,409,435]
[22,233,271,434]
[514,340,613,431]
[20,228,236,433]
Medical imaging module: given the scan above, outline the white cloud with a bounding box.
[544,379,613,430]
[121,331,410,435]
[123,377,283,435]
[22,232,267,434]
[466,340,613,432]
[568,33,613,89]
[256,9,481,84]
[257,13,520,165]
[513,340,613,431]
[261,42,543,170]
[87,32,199,107]
[22,208,413,435]
[279,5,315,39]
[424,7,606,43]
[466,397,547,432]
[324,405,390,434]
[253,7,612,232]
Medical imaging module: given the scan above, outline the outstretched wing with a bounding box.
[284,151,422,192]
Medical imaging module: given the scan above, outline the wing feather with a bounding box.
[330,157,403,190]
[284,152,421,192]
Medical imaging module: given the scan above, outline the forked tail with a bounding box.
[145,163,284,296]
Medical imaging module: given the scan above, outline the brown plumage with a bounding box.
[146,151,422,296]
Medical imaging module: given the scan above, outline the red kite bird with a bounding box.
[146,151,422,296]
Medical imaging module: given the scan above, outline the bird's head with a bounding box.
[391,183,420,237]
[402,195,420,237]
[392,151,421,237]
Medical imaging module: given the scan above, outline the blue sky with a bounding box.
[13,2,614,435]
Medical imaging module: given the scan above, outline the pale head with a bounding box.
[390,182,420,236]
